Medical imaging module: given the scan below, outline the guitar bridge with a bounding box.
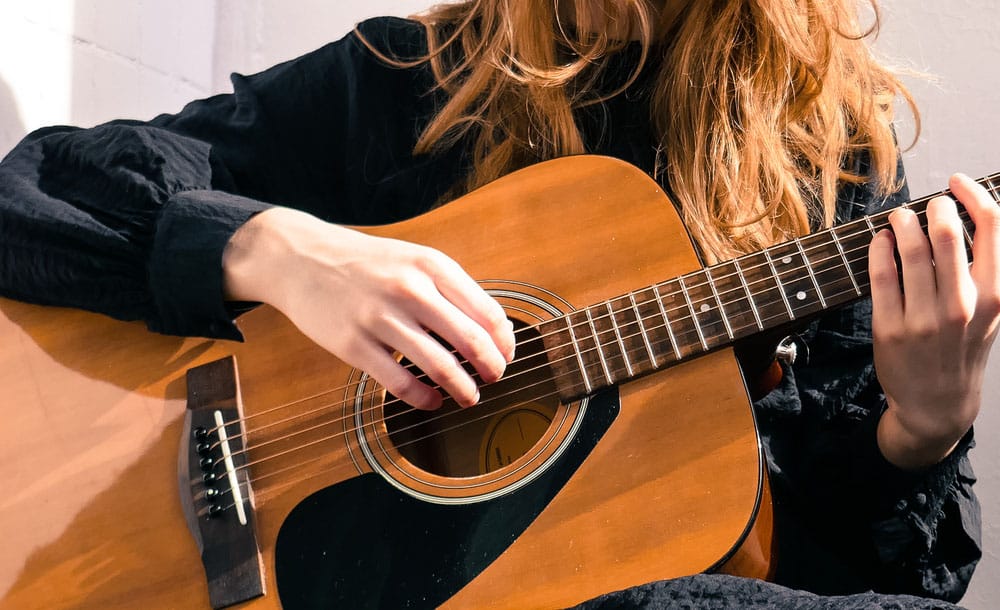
[179,355,266,609]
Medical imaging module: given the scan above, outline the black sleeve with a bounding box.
[759,156,981,602]
[0,17,438,340]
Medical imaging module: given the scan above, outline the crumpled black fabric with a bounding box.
[0,15,981,608]
[572,574,964,610]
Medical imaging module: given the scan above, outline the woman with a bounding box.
[0,0,995,606]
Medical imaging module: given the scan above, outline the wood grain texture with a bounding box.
[0,156,766,609]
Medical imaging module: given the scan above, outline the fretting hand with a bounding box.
[870,173,1000,469]
[222,207,516,411]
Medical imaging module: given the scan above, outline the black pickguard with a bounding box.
[274,388,620,609]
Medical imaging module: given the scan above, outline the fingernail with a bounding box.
[950,173,972,189]
[506,320,516,362]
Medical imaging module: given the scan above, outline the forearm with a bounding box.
[0,122,278,338]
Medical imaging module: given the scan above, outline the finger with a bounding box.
[354,340,444,411]
[888,208,937,319]
[950,173,1000,294]
[416,293,509,384]
[378,316,481,408]
[429,254,516,362]
[869,228,904,334]
[926,196,976,327]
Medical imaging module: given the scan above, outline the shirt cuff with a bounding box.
[850,405,974,561]
[147,189,272,340]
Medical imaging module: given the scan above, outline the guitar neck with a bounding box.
[540,172,1000,402]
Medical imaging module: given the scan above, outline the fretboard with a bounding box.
[540,172,1000,402]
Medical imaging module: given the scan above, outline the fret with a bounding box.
[565,314,592,394]
[957,199,975,262]
[739,251,791,330]
[987,176,1000,198]
[606,295,656,380]
[857,214,886,291]
[652,283,684,360]
[631,286,679,366]
[538,314,591,402]
[606,301,633,377]
[986,176,1000,203]
[795,239,827,308]
[838,217,876,288]
[829,227,862,296]
[607,295,662,382]
[628,291,659,367]
[763,248,795,320]
[798,231,858,309]
[681,271,733,349]
[706,260,759,339]
[584,308,613,385]
[863,215,878,237]
[678,276,709,351]
[977,175,1000,258]
[913,201,931,233]
[767,242,826,318]
[656,279,705,358]
[591,303,635,384]
[704,268,735,340]
[732,257,764,330]
[861,210,889,232]
[961,221,974,255]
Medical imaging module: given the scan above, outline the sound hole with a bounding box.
[384,321,560,477]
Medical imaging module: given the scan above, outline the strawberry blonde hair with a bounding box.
[359,0,915,263]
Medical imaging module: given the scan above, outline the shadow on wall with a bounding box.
[0,76,26,158]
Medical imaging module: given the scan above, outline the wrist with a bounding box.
[222,207,301,306]
[876,406,965,470]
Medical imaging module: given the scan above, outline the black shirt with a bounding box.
[0,16,980,607]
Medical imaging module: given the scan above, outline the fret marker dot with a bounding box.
[782,256,793,264]
[700,304,710,313]
[796,291,807,301]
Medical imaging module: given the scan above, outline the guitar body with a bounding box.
[0,156,770,609]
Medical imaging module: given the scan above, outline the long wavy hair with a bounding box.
[359,0,915,263]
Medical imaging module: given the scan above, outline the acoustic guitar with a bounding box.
[0,155,992,609]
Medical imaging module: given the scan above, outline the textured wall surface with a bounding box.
[0,0,996,606]
[874,3,1000,607]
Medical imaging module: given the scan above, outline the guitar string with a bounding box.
[189,178,1000,510]
[203,198,977,461]
[198,178,980,477]
[200,219,882,462]
[205,234,872,473]
[197,173,1000,512]
[198,173,999,463]
[204,207,981,487]
[199,268,915,517]
[205,181,989,444]
[198,213,968,497]
[202,203,977,466]
[203,204,897,445]
[204,169,1000,442]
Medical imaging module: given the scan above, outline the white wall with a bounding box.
[873,3,1000,608]
[0,0,997,606]
[210,0,431,87]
